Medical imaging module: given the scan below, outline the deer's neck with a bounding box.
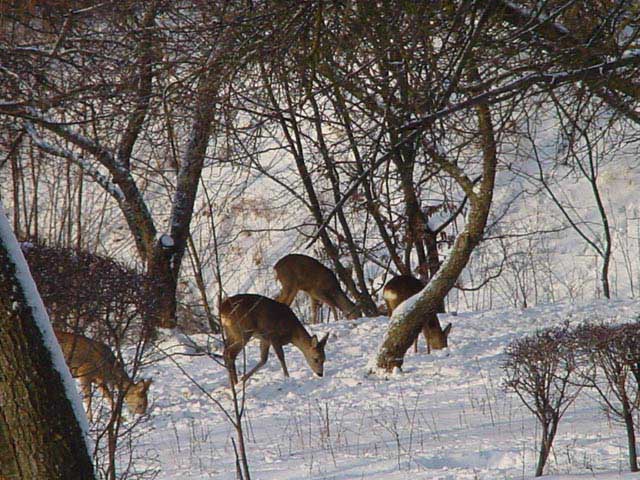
[335,289,356,315]
[290,324,313,351]
[107,362,134,389]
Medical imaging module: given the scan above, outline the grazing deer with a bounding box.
[274,253,360,322]
[383,274,452,353]
[220,293,329,385]
[54,330,151,421]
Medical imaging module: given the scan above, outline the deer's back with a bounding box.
[55,331,120,384]
[275,254,339,293]
[220,294,302,343]
[383,275,424,313]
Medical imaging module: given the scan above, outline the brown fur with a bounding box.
[274,253,360,322]
[220,294,329,385]
[54,330,151,420]
[383,275,452,353]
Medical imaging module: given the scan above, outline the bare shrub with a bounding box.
[21,239,152,343]
[503,325,581,477]
[573,322,640,472]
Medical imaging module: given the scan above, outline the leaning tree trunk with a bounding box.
[0,414,19,479]
[0,206,95,479]
[375,92,497,372]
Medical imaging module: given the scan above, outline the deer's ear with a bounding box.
[443,323,452,337]
[318,332,329,348]
[144,379,153,390]
[311,335,318,347]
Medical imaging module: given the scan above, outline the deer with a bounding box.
[220,293,329,385]
[383,274,452,353]
[54,330,152,421]
[274,253,360,323]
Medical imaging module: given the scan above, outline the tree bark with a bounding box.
[623,402,639,472]
[535,418,560,477]
[0,207,95,479]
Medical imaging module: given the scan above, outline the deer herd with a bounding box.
[54,253,451,420]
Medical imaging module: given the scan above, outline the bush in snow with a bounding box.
[572,322,640,473]
[502,324,581,477]
[21,240,152,343]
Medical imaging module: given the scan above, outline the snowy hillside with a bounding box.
[134,299,640,479]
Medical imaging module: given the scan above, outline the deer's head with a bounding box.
[428,323,452,351]
[304,332,329,377]
[125,378,152,415]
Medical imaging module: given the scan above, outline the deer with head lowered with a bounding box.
[54,330,152,421]
[275,253,360,322]
[383,274,452,353]
[220,293,329,385]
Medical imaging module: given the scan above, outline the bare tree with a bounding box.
[574,322,640,472]
[0,1,257,331]
[503,325,581,477]
[512,91,617,299]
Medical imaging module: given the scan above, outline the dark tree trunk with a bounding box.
[0,414,19,479]
[623,402,639,472]
[535,419,559,477]
[0,210,95,479]
[146,239,178,330]
[9,132,23,238]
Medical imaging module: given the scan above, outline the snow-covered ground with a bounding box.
[132,298,640,479]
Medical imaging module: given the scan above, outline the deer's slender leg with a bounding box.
[223,342,244,385]
[241,339,270,382]
[423,325,431,354]
[277,285,298,306]
[313,290,340,321]
[272,343,289,378]
[79,377,94,422]
[310,297,320,323]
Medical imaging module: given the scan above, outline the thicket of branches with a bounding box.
[21,240,151,338]
[0,1,639,477]
[1,1,639,363]
[504,320,640,476]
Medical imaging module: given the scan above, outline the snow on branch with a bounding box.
[502,0,571,36]
[157,233,175,249]
[24,122,125,202]
[0,104,134,179]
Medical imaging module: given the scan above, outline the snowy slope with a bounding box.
[132,299,640,479]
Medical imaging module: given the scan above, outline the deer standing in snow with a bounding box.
[274,253,360,322]
[220,293,329,385]
[383,274,452,353]
[54,330,151,421]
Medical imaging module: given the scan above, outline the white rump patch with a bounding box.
[220,315,232,328]
[383,290,398,301]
